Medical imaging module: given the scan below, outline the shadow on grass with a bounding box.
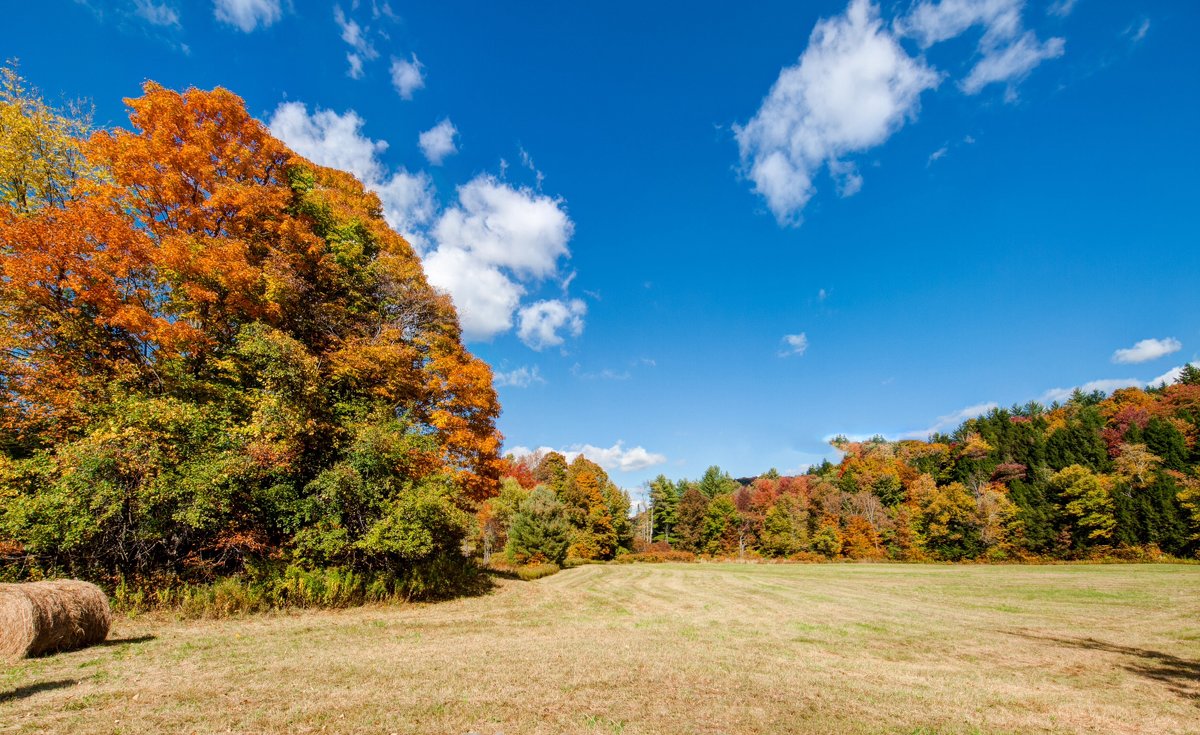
[0,679,78,704]
[98,634,156,648]
[1012,632,1200,704]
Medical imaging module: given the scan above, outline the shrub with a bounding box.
[615,550,696,564]
[515,563,560,581]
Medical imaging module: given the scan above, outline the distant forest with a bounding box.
[496,376,1200,563]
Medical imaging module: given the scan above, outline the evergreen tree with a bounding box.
[698,465,739,498]
[674,487,710,553]
[648,474,679,543]
[506,487,572,565]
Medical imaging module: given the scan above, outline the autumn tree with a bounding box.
[0,76,501,594]
[760,493,809,556]
[1051,465,1116,546]
[916,481,982,560]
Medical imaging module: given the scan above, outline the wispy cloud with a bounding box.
[213,0,281,32]
[1047,0,1078,18]
[779,333,809,357]
[1127,18,1151,44]
[134,0,180,27]
[511,441,668,473]
[494,365,545,388]
[572,363,631,381]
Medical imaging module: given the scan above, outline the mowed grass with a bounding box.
[2,564,1198,735]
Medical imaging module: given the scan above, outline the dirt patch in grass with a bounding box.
[1,563,1197,734]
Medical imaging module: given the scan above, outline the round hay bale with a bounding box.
[0,580,111,662]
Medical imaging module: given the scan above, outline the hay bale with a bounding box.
[0,580,111,661]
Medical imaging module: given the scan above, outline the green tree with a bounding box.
[811,523,843,558]
[674,486,710,553]
[648,474,679,543]
[698,465,739,498]
[534,452,569,494]
[760,494,808,556]
[701,495,741,555]
[505,487,572,565]
[1050,465,1116,545]
[917,481,983,561]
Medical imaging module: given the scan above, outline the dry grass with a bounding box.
[1,563,1197,734]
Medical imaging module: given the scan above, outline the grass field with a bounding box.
[2,563,1198,735]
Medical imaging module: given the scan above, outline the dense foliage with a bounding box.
[479,452,633,565]
[0,70,502,598]
[636,380,1200,561]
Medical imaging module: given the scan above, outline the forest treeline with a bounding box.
[485,374,1200,567]
[0,68,504,602]
[617,381,1200,561]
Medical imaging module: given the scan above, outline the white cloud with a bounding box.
[960,32,1065,95]
[422,247,523,338]
[1149,362,1198,387]
[270,104,581,348]
[371,172,437,251]
[334,6,375,57]
[511,441,668,473]
[1129,19,1150,44]
[735,0,940,224]
[900,0,1065,96]
[431,176,573,279]
[1042,360,1199,401]
[335,5,378,78]
[418,119,459,165]
[494,365,545,388]
[737,0,1068,224]
[424,175,577,342]
[572,363,631,381]
[829,401,999,443]
[135,0,180,26]
[779,333,809,357]
[903,401,999,439]
[268,103,384,181]
[1112,337,1181,364]
[928,145,949,164]
[1047,0,1078,18]
[901,0,1023,47]
[267,102,435,248]
[213,0,281,32]
[517,299,586,351]
[391,55,426,100]
[1041,379,1143,404]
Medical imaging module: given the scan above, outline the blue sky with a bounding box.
[4,1,1198,492]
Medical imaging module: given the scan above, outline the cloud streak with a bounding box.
[511,441,668,473]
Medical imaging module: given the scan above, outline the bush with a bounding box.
[484,560,561,581]
[615,550,696,564]
[515,563,560,581]
[111,558,489,618]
